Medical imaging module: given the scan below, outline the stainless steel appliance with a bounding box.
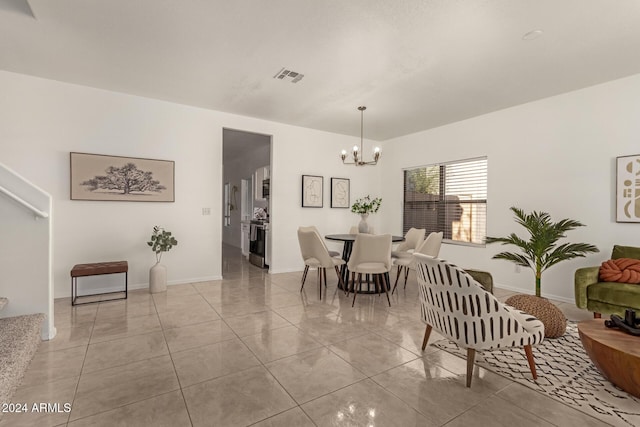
[249,220,269,268]
[262,179,270,199]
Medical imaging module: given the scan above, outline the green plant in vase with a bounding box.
[147,226,178,293]
[351,195,382,233]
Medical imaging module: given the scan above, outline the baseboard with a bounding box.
[168,275,223,285]
[42,325,56,341]
[494,282,574,304]
[268,267,303,274]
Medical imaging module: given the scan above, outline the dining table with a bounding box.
[325,233,405,294]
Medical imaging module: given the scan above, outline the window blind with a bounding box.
[403,157,487,245]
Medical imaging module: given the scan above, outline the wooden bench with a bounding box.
[71,261,128,306]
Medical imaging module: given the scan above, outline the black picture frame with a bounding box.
[301,175,323,208]
[330,178,350,208]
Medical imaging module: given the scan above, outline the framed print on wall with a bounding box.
[616,154,640,222]
[330,178,350,208]
[301,175,323,208]
[70,152,175,202]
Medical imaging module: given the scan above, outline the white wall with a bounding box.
[0,70,380,297]
[0,163,54,339]
[380,73,640,302]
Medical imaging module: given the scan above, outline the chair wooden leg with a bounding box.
[352,273,362,307]
[382,273,391,307]
[300,266,309,292]
[392,266,402,295]
[374,274,380,296]
[317,268,321,300]
[403,267,409,288]
[349,272,356,295]
[421,324,432,350]
[335,266,346,291]
[593,312,602,319]
[323,268,328,287]
[523,344,537,380]
[466,348,476,388]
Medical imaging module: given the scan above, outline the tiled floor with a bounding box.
[1,245,604,427]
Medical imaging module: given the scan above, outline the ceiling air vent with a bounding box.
[273,67,304,83]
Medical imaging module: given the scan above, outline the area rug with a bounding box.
[433,322,640,426]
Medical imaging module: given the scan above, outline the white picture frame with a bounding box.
[616,154,640,222]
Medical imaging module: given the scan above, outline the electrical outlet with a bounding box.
[202,207,211,216]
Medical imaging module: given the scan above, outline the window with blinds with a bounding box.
[403,157,487,245]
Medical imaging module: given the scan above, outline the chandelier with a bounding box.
[341,106,380,166]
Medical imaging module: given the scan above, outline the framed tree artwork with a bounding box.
[330,178,350,208]
[616,154,640,222]
[301,175,323,208]
[70,152,175,202]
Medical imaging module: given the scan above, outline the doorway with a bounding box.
[222,128,272,275]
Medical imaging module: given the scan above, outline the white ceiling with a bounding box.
[2,0,640,140]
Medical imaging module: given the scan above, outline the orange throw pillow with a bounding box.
[599,258,640,283]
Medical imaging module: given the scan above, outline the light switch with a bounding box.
[202,207,211,215]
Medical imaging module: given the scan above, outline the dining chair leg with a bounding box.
[421,324,432,350]
[323,268,328,287]
[374,274,381,297]
[300,266,309,292]
[382,273,391,307]
[523,344,537,379]
[335,266,346,291]
[317,268,322,300]
[392,266,402,295]
[352,273,362,307]
[403,267,409,288]
[466,348,476,388]
[349,272,356,295]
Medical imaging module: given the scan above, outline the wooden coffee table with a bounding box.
[578,319,640,398]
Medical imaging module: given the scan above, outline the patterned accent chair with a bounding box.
[414,254,545,387]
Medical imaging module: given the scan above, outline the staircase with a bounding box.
[0,297,44,405]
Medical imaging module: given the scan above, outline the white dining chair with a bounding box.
[347,234,392,307]
[391,227,425,259]
[299,225,340,257]
[297,228,346,300]
[392,231,443,294]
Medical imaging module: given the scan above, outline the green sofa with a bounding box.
[575,245,640,317]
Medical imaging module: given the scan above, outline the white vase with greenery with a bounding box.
[147,226,178,293]
[351,195,382,234]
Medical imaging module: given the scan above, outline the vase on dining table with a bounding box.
[358,214,370,234]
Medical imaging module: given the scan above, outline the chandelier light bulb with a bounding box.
[373,147,380,153]
[341,149,347,155]
[353,145,359,152]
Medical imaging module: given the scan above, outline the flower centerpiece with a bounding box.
[351,195,382,233]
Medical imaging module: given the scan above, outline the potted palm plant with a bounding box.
[486,207,598,337]
[147,226,178,293]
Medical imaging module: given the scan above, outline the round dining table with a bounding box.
[325,234,405,294]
